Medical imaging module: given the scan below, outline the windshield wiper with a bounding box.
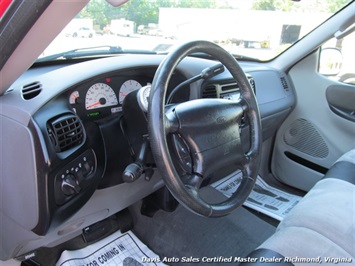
[36,46,156,62]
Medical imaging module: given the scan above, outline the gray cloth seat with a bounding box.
[243,149,355,265]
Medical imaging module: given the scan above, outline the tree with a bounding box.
[77,0,118,28]
[251,0,351,13]
[78,0,351,30]
[118,0,158,25]
[77,0,224,29]
[174,0,217,8]
[326,0,351,13]
[252,0,277,11]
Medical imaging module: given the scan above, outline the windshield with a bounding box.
[39,0,352,62]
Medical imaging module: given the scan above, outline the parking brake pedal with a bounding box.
[82,218,114,244]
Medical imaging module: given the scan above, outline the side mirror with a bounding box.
[319,48,343,76]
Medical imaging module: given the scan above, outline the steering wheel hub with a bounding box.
[167,99,245,177]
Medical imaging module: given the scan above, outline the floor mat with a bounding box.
[132,186,276,265]
[211,171,302,221]
[56,230,166,266]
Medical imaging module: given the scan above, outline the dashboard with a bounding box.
[0,54,295,260]
[28,64,190,234]
[63,68,187,121]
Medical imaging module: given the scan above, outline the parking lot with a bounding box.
[41,33,276,60]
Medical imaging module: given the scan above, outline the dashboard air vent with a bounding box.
[248,77,256,93]
[22,82,42,100]
[202,85,217,98]
[47,115,84,153]
[221,83,238,92]
[280,76,290,92]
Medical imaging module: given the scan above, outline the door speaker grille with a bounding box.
[283,118,329,158]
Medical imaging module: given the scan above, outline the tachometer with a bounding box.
[85,83,118,110]
[69,91,80,104]
[119,80,142,104]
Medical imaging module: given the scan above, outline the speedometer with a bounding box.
[119,80,142,104]
[85,83,118,110]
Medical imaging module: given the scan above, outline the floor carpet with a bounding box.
[132,186,276,265]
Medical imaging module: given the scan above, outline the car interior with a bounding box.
[0,0,354,265]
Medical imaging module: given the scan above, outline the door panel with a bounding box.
[271,50,355,191]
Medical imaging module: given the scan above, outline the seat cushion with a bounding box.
[259,178,355,262]
[334,148,355,165]
[246,149,355,265]
[258,226,354,264]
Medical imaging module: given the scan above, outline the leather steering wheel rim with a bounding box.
[148,40,262,217]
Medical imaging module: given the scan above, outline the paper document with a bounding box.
[56,230,166,266]
[212,171,302,221]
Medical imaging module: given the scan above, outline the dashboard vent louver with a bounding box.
[280,76,290,92]
[22,82,42,100]
[202,85,218,98]
[221,84,238,92]
[47,115,84,153]
[248,77,256,93]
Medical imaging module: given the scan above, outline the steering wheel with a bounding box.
[148,40,261,217]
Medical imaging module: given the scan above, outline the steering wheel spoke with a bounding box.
[182,174,203,191]
[164,106,180,134]
[237,97,249,112]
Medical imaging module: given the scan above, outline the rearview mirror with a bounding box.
[319,48,343,76]
[106,0,129,7]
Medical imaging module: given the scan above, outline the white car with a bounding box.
[72,27,95,38]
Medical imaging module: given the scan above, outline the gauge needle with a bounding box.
[86,101,101,109]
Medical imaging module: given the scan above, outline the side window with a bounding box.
[319,29,355,85]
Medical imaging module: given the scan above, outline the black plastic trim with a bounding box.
[0,0,52,70]
[284,151,328,174]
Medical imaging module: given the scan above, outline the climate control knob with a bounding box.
[61,174,81,196]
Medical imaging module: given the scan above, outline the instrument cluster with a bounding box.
[67,75,151,120]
